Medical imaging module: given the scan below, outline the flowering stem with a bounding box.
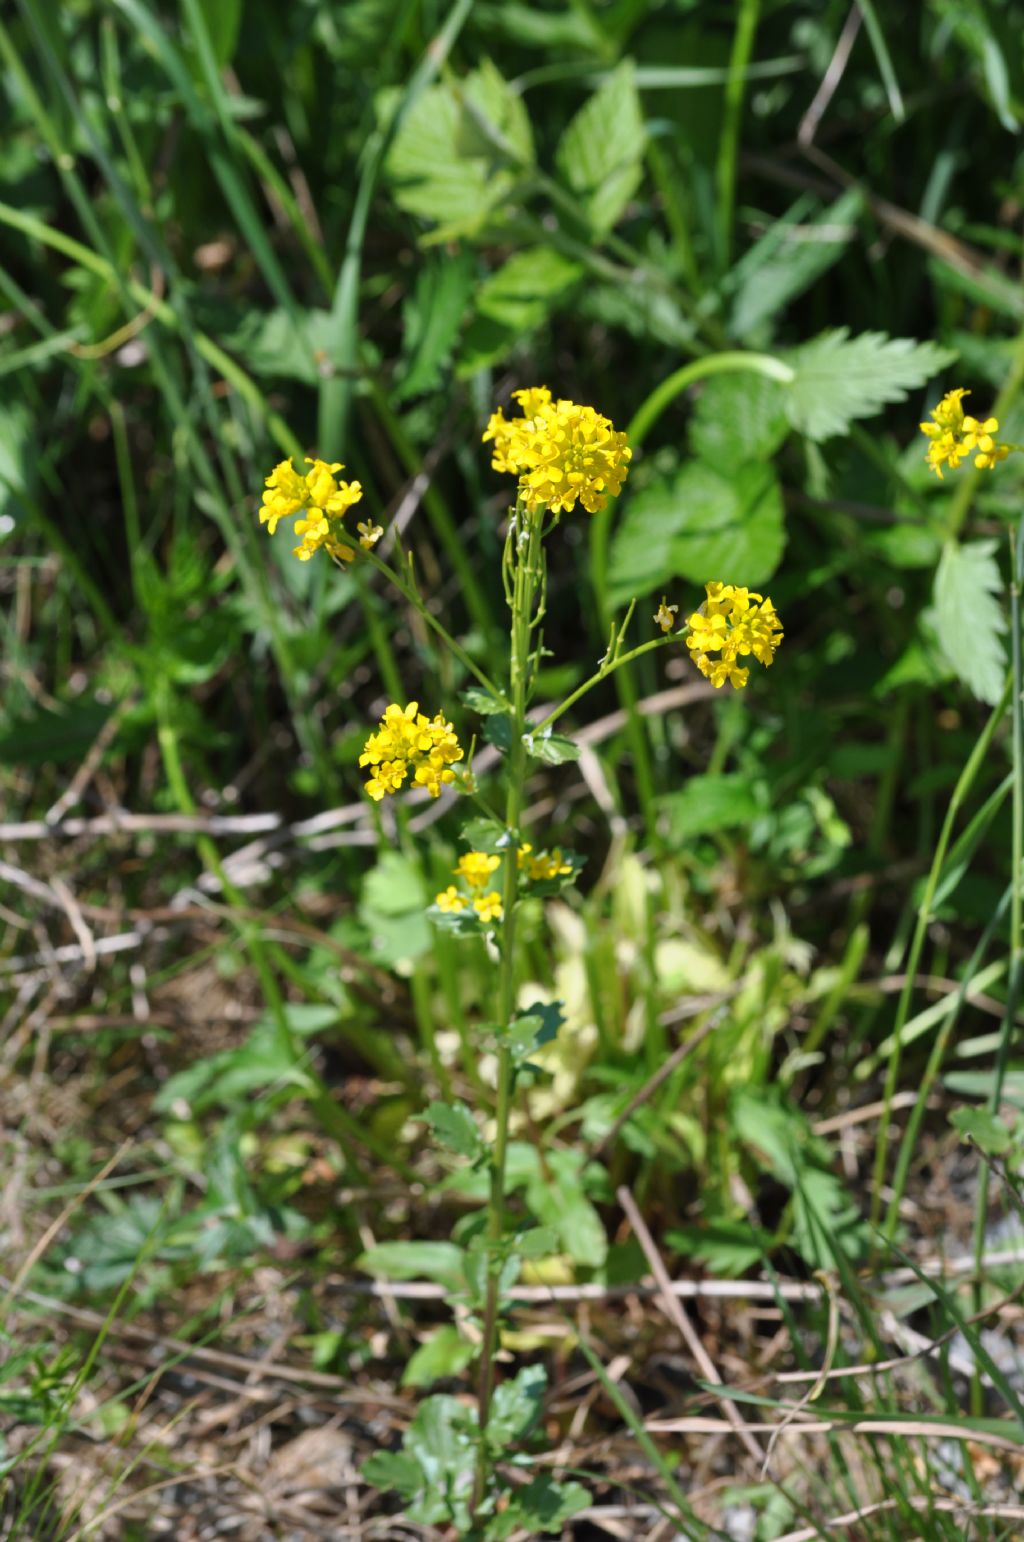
[532,630,681,737]
[364,548,507,703]
[472,506,543,1516]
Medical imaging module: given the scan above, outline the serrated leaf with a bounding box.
[783,328,958,442]
[555,60,646,235]
[425,1101,484,1160]
[459,247,583,373]
[934,539,1007,705]
[402,1325,477,1388]
[523,729,580,764]
[485,1475,591,1539]
[358,1241,465,1289]
[608,461,785,605]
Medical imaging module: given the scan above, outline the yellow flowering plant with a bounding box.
[258,387,782,1528]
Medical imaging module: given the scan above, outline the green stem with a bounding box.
[534,631,677,735]
[877,676,1012,1243]
[365,549,507,701]
[715,0,761,271]
[472,507,542,1515]
[971,517,1024,1313]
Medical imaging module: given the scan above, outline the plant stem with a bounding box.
[472,507,542,1514]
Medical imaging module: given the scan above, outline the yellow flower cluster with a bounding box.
[483,386,632,515]
[360,702,463,802]
[434,850,503,922]
[919,389,1011,479]
[517,843,572,882]
[260,457,379,561]
[686,583,783,691]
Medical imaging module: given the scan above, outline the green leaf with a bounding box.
[0,700,112,768]
[667,1221,775,1277]
[363,1394,476,1526]
[661,774,762,844]
[460,816,510,854]
[485,1475,591,1538]
[484,712,514,754]
[949,1106,1013,1156]
[522,729,581,765]
[402,1325,477,1388]
[195,0,241,65]
[358,1241,465,1289]
[525,1150,607,1268]
[459,247,583,373]
[783,328,958,442]
[384,61,532,237]
[934,539,1007,706]
[396,250,476,400]
[499,1001,566,1065]
[485,1364,547,1452]
[461,687,508,716]
[152,1022,313,1115]
[690,371,789,465]
[608,461,785,605]
[362,1449,423,1500]
[555,60,646,235]
[425,1101,484,1161]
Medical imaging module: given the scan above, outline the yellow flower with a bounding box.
[435,886,467,914]
[359,701,464,801]
[473,891,504,923]
[483,388,631,515]
[528,848,572,882]
[260,456,365,559]
[455,851,501,889]
[686,582,783,691]
[654,598,678,634]
[358,521,384,550]
[920,389,1011,479]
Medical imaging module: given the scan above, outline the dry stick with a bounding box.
[645,1415,1024,1456]
[616,1185,765,1467]
[760,1271,838,1480]
[797,3,862,148]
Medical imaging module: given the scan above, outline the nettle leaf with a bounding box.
[555,60,645,235]
[934,539,1007,706]
[783,328,957,442]
[523,729,581,764]
[383,60,532,237]
[425,1100,484,1161]
[608,461,785,605]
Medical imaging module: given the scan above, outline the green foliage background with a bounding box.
[4,1,1024,1530]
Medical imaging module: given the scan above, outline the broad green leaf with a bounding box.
[661,774,762,844]
[396,250,476,400]
[425,1101,484,1161]
[384,61,531,236]
[460,687,508,716]
[402,1325,476,1388]
[608,461,785,605]
[459,247,582,372]
[934,539,1006,705]
[485,1364,547,1452]
[153,1023,313,1115]
[783,328,957,442]
[555,60,646,234]
[690,371,789,465]
[949,1106,1013,1156]
[363,1394,476,1526]
[459,816,510,854]
[485,1476,591,1539]
[358,1240,465,1288]
[361,852,427,918]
